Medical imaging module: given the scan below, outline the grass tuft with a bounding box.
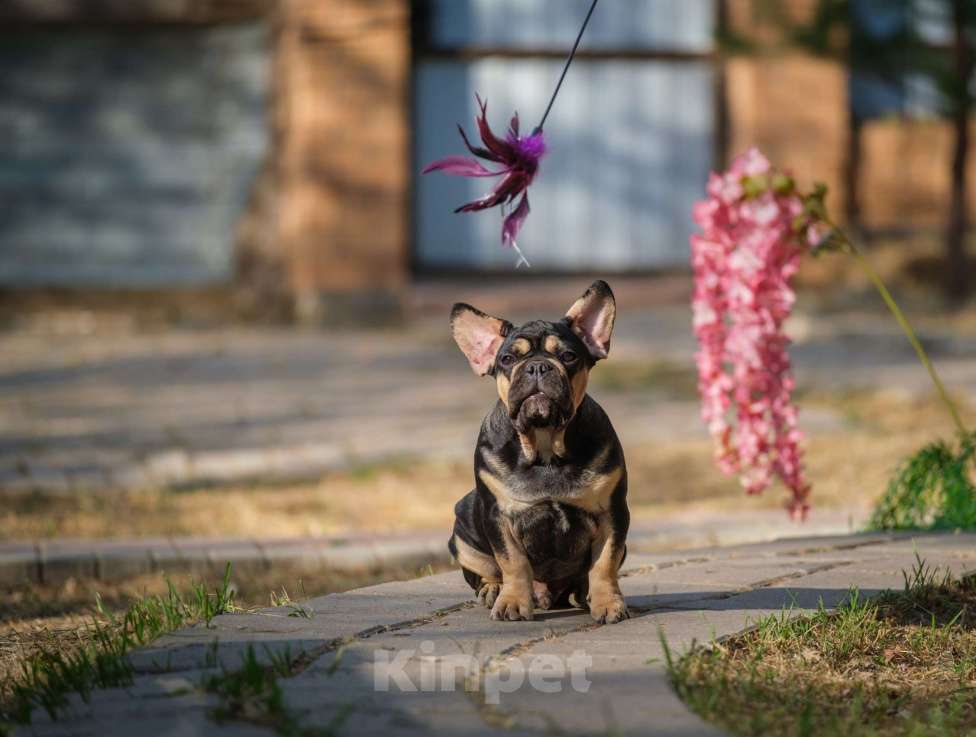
[1,563,236,726]
[270,586,313,619]
[667,557,976,737]
[869,433,976,531]
[205,644,351,737]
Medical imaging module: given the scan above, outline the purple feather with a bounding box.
[502,193,531,247]
[421,156,500,177]
[422,95,546,266]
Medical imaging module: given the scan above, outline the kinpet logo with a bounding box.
[374,641,592,704]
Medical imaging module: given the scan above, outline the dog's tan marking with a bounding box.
[482,448,509,478]
[545,356,567,377]
[496,372,511,410]
[544,335,563,354]
[478,467,533,515]
[552,426,567,458]
[571,367,589,410]
[533,427,555,463]
[485,443,616,508]
[452,534,501,581]
[491,519,534,621]
[558,456,621,514]
[511,337,532,356]
[516,432,536,463]
[587,515,628,624]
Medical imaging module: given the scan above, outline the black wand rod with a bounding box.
[535,0,601,132]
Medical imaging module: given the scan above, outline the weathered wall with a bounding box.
[726,53,848,217]
[0,0,412,312]
[0,22,270,287]
[859,119,976,230]
[274,0,410,321]
[723,0,976,233]
[725,52,976,232]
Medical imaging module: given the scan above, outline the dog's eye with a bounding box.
[560,350,578,363]
[499,354,515,367]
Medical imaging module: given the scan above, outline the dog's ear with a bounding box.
[451,303,512,376]
[565,280,616,361]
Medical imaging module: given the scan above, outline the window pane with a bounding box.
[414,59,714,271]
[426,0,715,52]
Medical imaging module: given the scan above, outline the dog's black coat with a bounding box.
[447,282,629,620]
[450,394,628,606]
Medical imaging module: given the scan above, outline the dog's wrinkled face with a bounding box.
[450,281,616,436]
[494,320,588,434]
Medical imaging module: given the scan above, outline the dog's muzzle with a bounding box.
[509,359,573,431]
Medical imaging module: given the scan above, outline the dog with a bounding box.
[447,280,629,624]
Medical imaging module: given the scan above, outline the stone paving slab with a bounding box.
[16,531,976,737]
[0,533,453,586]
[0,510,868,587]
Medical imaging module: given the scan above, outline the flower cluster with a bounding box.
[690,148,816,520]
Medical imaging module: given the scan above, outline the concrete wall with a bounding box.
[0,22,269,287]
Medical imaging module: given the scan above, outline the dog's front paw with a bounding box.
[490,586,534,621]
[477,581,501,608]
[588,589,629,624]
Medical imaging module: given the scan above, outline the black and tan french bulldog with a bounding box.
[447,280,629,624]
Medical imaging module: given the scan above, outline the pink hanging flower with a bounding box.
[690,148,817,520]
[422,95,545,268]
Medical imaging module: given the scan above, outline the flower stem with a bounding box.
[838,235,968,436]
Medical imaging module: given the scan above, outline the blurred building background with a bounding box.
[0,0,974,322]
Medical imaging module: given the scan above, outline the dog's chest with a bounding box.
[478,453,622,517]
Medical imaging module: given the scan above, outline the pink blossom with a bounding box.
[690,148,812,520]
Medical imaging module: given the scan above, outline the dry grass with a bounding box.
[1,389,965,542]
[1,459,468,540]
[670,559,976,736]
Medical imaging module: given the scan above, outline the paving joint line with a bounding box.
[770,536,895,558]
[622,560,857,618]
[190,600,482,734]
[465,629,599,735]
[619,555,715,579]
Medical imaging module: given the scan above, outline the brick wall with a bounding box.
[723,0,976,233]
[273,0,410,321]
[860,119,976,230]
[726,53,848,217]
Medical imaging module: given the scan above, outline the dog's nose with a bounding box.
[525,359,552,377]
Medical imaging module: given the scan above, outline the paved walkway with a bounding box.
[0,509,866,587]
[18,532,976,736]
[5,294,976,495]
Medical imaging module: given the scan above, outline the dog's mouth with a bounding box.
[512,389,574,433]
[518,392,556,428]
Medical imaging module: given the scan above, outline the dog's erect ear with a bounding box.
[565,280,616,361]
[451,303,512,376]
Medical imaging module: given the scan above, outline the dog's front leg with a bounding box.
[587,515,629,624]
[489,518,534,621]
